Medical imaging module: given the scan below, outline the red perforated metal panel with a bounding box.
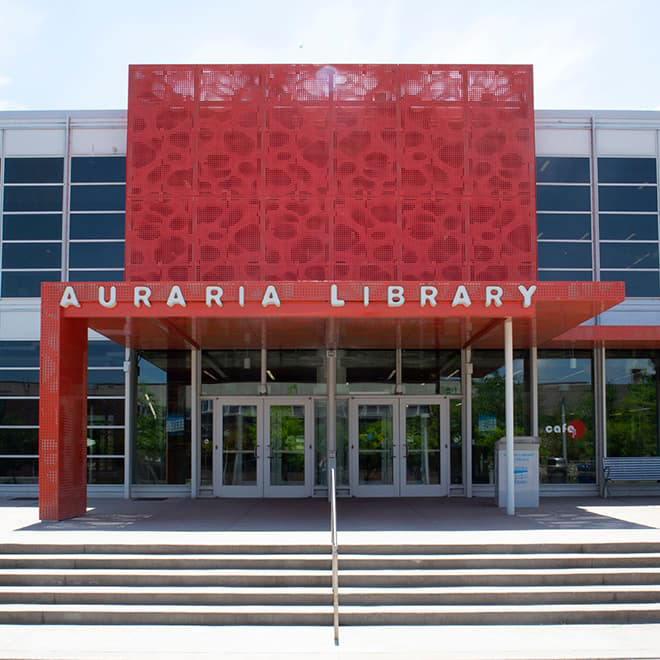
[126,65,535,282]
[39,284,88,521]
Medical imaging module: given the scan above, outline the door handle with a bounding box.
[254,447,259,459]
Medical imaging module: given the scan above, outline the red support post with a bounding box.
[39,285,88,521]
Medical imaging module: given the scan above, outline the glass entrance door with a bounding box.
[264,399,313,497]
[214,398,262,497]
[400,398,449,496]
[349,399,398,497]
[349,397,450,497]
[211,397,313,497]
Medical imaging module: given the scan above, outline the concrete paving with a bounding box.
[2,495,660,658]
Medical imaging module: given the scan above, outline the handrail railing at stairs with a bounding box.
[330,467,339,645]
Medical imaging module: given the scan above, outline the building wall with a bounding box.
[0,108,659,496]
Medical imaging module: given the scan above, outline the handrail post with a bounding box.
[330,467,339,645]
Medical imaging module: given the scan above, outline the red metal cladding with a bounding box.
[126,64,536,283]
[39,284,88,521]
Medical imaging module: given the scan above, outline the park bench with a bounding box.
[602,456,660,497]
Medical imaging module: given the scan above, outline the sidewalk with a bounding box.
[1,495,660,659]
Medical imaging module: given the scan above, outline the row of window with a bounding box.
[537,157,657,183]
[1,157,126,297]
[2,346,658,487]
[0,340,125,484]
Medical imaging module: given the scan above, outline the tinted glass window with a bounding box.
[2,243,61,269]
[88,342,125,368]
[600,270,660,297]
[537,214,591,240]
[536,157,590,183]
[70,213,125,239]
[87,428,124,455]
[3,186,63,212]
[600,243,659,269]
[88,369,125,396]
[537,270,592,281]
[536,186,591,211]
[0,457,38,483]
[0,429,38,455]
[70,185,126,211]
[68,269,124,282]
[538,242,592,269]
[599,214,659,241]
[599,186,658,212]
[70,242,124,269]
[88,398,125,426]
[0,271,60,298]
[71,157,126,183]
[0,341,40,367]
[3,214,62,240]
[598,158,657,184]
[4,158,63,184]
[0,370,39,396]
[0,398,39,425]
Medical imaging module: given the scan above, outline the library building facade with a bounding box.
[0,65,658,519]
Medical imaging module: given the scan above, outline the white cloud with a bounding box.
[0,75,10,87]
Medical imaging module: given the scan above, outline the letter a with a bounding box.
[59,286,80,308]
[261,285,281,307]
[451,285,471,308]
[166,285,186,308]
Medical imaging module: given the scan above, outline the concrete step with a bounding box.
[2,602,660,626]
[1,552,659,571]
[1,584,660,606]
[2,566,660,588]
[0,568,332,587]
[0,554,331,570]
[4,541,660,556]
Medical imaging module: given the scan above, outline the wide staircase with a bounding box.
[1,541,660,625]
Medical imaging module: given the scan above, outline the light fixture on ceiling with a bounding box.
[266,370,275,381]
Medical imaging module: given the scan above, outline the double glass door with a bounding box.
[208,397,313,497]
[349,397,450,497]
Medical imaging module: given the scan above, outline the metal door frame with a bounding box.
[264,397,314,497]
[211,396,314,498]
[399,396,450,497]
[349,397,399,497]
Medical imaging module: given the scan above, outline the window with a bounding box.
[536,157,590,183]
[598,158,656,184]
[537,185,591,212]
[598,157,659,297]
[471,350,529,485]
[0,341,40,485]
[536,157,593,282]
[538,350,595,484]
[605,350,659,457]
[538,243,592,269]
[537,214,591,240]
[68,158,126,281]
[87,340,126,484]
[135,350,191,485]
[401,350,461,394]
[2,158,64,298]
[201,350,261,396]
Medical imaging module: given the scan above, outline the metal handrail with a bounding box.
[330,467,339,645]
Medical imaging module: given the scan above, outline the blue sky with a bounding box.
[0,0,659,111]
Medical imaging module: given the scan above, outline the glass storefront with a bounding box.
[135,350,191,485]
[538,350,595,484]
[606,350,659,457]
[471,350,529,485]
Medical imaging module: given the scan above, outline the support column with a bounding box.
[530,346,539,437]
[190,348,201,498]
[123,348,135,499]
[504,317,515,516]
[39,288,88,521]
[462,347,473,498]
[326,349,337,499]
